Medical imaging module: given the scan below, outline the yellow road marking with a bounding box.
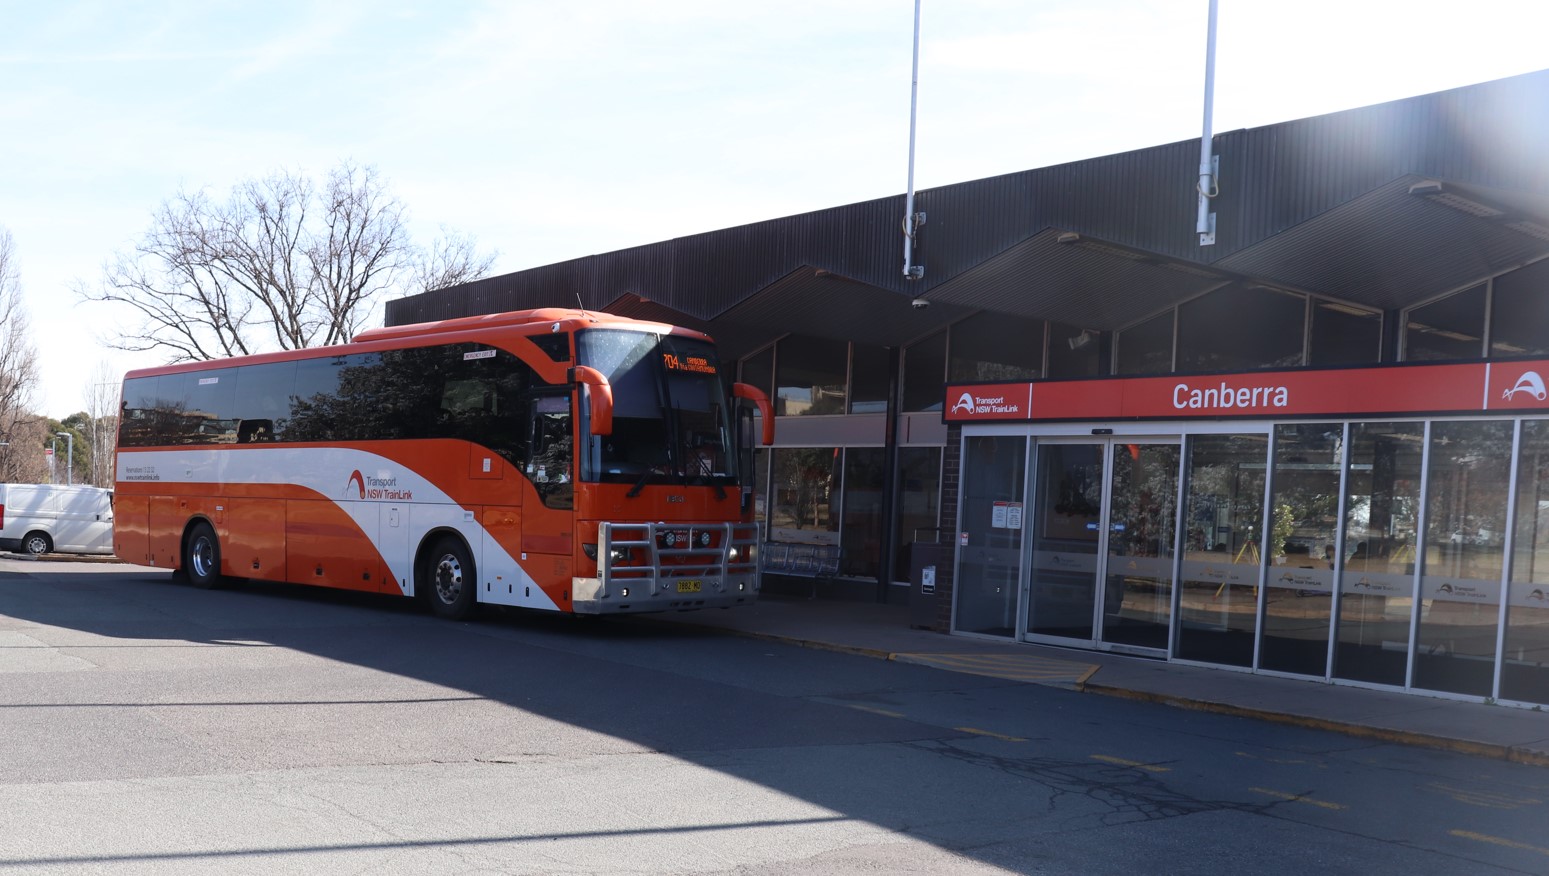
[1427,782,1542,810]
[1091,754,1170,773]
[846,705,905,718]
[1235,751,1325,768]
[1451,830,1549,857]
[954,726,1027,742]
[1250,787,1346,810]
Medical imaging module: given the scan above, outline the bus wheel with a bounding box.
[21,532,51,556]
[423,536,477,620]
[184,521,225,590]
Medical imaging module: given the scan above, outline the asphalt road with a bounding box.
[1,558,1547,875]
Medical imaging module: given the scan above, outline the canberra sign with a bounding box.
[944,361,1549,423]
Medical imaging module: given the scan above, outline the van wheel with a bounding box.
[184,521,225,589]
[421,536,477,620]
[21,532,51,556]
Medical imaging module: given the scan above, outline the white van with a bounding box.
[0,484,115,556]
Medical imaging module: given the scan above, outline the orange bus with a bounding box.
[114,308,774,620]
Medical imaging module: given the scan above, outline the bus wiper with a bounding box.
[626,468,650,499]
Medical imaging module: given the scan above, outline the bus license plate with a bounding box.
[676,580,702,593]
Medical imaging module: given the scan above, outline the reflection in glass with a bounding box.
[1413,421,1512,696]
[1404,284,1485,361]
[1490,259,1549,358]
[948,311,1044,383]
[893,448,942,585]
[1115,311,1174,376]
[1505,420,1549,705]
[1335,422,1423,686]
[1103,443,1179,651]
[902,331,947,412]
[1176,435,1268,666]
[1259,424,1342,676]
[774,335,847,416]
[1177,284,1306,372]
[840,449,886,579]
[769,448,838,544]
[1028,444,1103,640]
[954,436,1026,638]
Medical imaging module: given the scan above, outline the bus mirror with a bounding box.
[732,383,774,445]
[572,366,614,436]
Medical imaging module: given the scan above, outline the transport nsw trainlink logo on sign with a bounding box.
[945,384,1032,420]
[944,359,1549,422]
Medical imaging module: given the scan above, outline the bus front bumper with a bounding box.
[570,573,759,614]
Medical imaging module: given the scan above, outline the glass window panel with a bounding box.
[1413,420,1512,696]
[1047,322,1101,379]
[1405,284,1486,361]
[1334,422,1424,686]
[740,346,773,398]
[1178,285,1306,372]
[1505,420,1549,705]
[233,361,296,443]
[1177,434,1269,667]
[775,336,847,416]
[1116,311,1173,376]
[769,448,838,545]
[1309,301,1382,367]
[902,331,946,412]
[840,448,887,579]
[1259,424,1343,676]
[849,344,891,414]
[954,436,1025,638]
[948,311,1043,383]
[893,447,942,584]
[1490,260,1549,357]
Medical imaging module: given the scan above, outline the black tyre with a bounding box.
[21,531,51,556]
[183,521,225,589]
[422,536,477,620]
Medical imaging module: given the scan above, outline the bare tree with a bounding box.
[0,228,45,483]
[81,361,120,488]
[79,161,497,362]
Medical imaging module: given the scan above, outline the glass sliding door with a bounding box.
[954,435,1027,637]
[1505,420,1549,705]
[1334,422,1423,686]
[1027,443,1104,640]
[1259,424,1342,676]
[1176,434,1270,667]
[1413,421,1512,696]
[1102,442,1181,652]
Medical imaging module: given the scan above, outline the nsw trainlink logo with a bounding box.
[951,391,1022,416]
[1503,371,1547,401]
[345,469,414,501]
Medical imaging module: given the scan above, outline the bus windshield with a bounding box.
[577,329,737,489]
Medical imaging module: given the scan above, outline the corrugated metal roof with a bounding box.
[385,68,1549,349]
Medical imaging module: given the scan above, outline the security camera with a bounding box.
[911,298,930,309]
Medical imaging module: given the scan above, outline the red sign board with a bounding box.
[944,360,1549,423]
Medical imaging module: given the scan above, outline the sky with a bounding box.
[2,0,1547,419]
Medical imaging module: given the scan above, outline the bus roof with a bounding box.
[121,308,717,381]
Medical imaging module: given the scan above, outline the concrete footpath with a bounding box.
[641,594,1549,768]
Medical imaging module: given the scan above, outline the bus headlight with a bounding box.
[727,546,741,562]
[582,543,598,560]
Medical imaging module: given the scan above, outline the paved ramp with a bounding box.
[893,651,1099,687]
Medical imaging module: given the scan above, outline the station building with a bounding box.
[386,69,1549,707]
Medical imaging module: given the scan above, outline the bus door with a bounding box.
[519,392,575,600]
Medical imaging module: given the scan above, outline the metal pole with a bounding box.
[56,432,73,486]
[902,0,925,280]
[1197,0,1219,246]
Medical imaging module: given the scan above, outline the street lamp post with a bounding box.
[55,432,73,486]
